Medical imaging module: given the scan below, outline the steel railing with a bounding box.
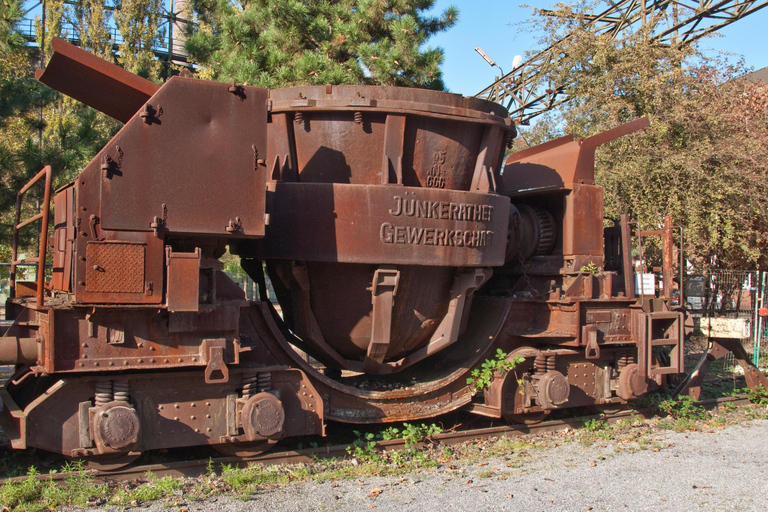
[10,166,53,307]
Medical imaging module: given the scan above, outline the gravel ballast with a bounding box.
[131,418,768,512]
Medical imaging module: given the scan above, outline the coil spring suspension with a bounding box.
[354,111,363,124]
[242,371,272,399]
[617,349,635,369]
[546,355,556,372]
[242,372,258,399]
[534,354,547,373]
[113,379,130,402]
[294,112,304,125]
[95,381,112,407]
[257,372,272,392]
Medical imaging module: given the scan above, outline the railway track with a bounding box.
[0,394,751,486]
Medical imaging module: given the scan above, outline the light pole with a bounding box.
[474,46,504,79]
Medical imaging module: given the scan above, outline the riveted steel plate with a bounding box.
[262,183,510,267]
[85,242,145,293]
[99,78,268,237]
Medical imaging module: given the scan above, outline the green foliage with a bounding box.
[745,385,768,407]
[467,349,524,392]
[579,262,602,275]
[582,415,610,432]
[579,415,614,444]
[185,0,458,89]
[1,0,120,254]
[110,471,183,506]
[114,0,164,79]
[0,0,25,56]
[380,422,442,446]
[380,425,401,440]
[658,394,707,421]
[0,462,109,511]
[0,467,42,510]
[518,3,768,269]
[222,253,246,278]
[346,422,442,466]
[346,430,381,462]
[400,422,442,447]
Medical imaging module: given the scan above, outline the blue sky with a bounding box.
[428,0,768,96]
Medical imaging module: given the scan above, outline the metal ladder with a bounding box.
[10,166,53,307]
[640,310,685,380]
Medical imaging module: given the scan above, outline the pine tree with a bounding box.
[185,0,458,89]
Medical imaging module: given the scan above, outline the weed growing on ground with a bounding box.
[400,423,443,447]
[743,406,768,420]
[615,418,631,429]
[346,422,443,468]
[656,395,709,432]
[744,385,768,407]
[0,462,109,512]
[578,415,615,445]
[110,471,183,506]
[634,392,666,409]
[0,467,43,511]
[657,417,699,432]
[658,395,707,421]
[346,430,381,462]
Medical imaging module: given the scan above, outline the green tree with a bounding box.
[1,0,119,262]
[516,4,768,269]
[114,0,164,79]
[185,0,458,89]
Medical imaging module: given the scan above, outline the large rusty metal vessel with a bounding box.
[2,38,766,468]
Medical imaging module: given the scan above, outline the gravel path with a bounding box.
[135,418,768,512]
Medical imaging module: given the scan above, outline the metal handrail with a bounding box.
[10,166,53,307]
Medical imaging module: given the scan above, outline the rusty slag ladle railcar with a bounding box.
[2,38,766,469]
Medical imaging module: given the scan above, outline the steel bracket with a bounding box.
[364,267,400,372]
[584,325,600,359]
[202,338,229,384]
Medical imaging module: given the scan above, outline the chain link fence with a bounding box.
[685,270,767,371]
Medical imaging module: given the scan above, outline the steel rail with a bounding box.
[0,394,751,486]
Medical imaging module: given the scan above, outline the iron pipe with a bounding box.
[0,337,39,365]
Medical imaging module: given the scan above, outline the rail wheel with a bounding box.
[503,408,550,425]
[77,452,142,471]
[500,360,550,425]
[212,440,276,458]
[587,403,625,415]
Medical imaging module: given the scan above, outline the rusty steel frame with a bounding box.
[1,38,767,464]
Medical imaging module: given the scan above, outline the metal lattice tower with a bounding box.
[475,0,768,124]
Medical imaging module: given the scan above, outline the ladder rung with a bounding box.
[651,367,680,376]
[651,338,679,346]
[648,312,681,320]
[15,212,44,230]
